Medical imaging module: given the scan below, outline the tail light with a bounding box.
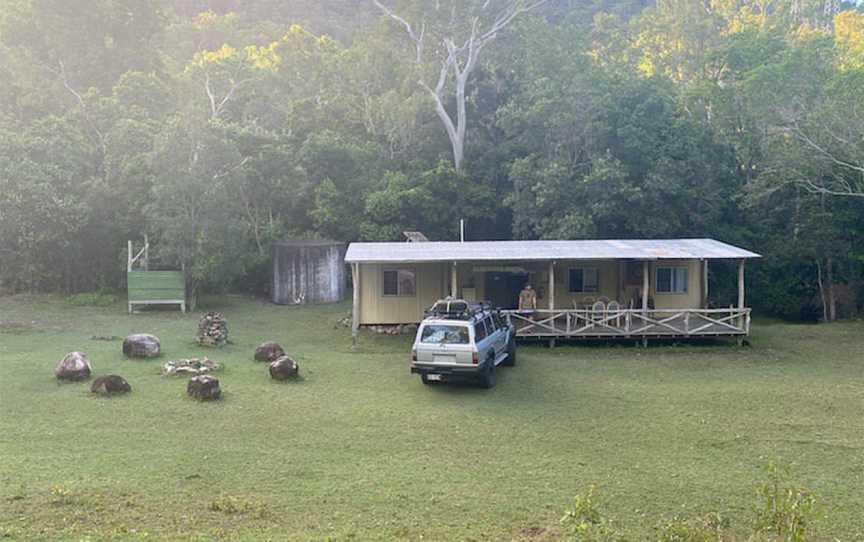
[411,349,417,362]
[472,351,479,365]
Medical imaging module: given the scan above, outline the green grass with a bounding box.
[0,295,862,541]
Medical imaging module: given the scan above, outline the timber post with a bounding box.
[451,262,458,298]
[702,259,709,308]
[642,260,649,348]
[548,260,556,349]
[737,258,745,345]
[351,263,360,348]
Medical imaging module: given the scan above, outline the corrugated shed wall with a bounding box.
[272,242,346,305]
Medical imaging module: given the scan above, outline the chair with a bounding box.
[590,300,606,328]
[597,296,611,305]
[581,296,596,310]
[606,300,622,327]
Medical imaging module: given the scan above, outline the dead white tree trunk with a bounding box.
[374,0,547,173]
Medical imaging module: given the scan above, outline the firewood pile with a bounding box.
[161,358,220,377]
[196,312,228,347]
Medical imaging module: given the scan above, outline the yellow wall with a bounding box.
[357,259,706,324]
[358,263,446,324]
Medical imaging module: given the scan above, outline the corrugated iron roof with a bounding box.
[345,239,761,263]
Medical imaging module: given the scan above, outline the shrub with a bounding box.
[753,460,821,542]
[560,485,622,542]
[66,291,117,307]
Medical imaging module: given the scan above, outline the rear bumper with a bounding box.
[410,362,487,376]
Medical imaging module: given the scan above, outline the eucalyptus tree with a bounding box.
[373,0,547,173]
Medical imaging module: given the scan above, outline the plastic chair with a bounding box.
[606,300,621,327]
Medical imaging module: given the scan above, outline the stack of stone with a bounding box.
[196,312,228,347]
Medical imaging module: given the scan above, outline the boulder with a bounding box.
[269,355,300,381]
[254,341,285,362]
[55,352,92,381]
[187,375,222,401]
[90,375,131,396]
[122,334,161,358]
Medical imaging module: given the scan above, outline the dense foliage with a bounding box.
[1,0,862,319]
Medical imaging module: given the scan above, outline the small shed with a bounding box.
[272,240,347,305]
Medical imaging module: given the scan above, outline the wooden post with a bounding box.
[702,259,709,308]
[642,260,649,347]
[352,263,360,347]
[737,259,745,343]
[127,240,132,272]
[618,260,625,305]
[548,260,556,348]
[451,262,458,298]
[143,235,149,271]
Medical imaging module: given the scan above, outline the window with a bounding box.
[420,325,469,344]
[656,267,688,294]
[474,319,488,342]
[382,269,416,296]
[568,268,599,293]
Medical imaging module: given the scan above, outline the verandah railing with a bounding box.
[500,308,751,338]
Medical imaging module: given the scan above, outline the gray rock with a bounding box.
[254,341,285,362]
[269,355,300,381]
[90,375,131,396]
[122,334,161,358]
[187,375,222,401]
[55,352,92,381]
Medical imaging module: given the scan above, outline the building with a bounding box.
[345,239,761,343]
[272,240,347,305]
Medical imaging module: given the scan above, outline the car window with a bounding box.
[420,325,469,344]
[486,315,497,332]
[493,314,505,329]
[474,319,487,342]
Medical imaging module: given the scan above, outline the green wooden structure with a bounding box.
[127,238,186,313]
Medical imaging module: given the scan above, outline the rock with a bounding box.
[269,355,300,381]
[55,352,92,381]
[196,312,228,347]
[162,358,220,377]
[187,375,222,401]
[90,375,131,396]
[254,341,285,362]
[122,334,161,358]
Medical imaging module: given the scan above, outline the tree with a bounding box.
[373,0,547,173]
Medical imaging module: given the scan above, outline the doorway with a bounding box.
[484,272,529,309]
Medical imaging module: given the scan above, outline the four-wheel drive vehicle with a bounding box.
[410,299,516,388]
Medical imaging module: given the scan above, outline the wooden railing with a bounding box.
[500,308,751,338]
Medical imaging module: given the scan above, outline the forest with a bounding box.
[1,0,863,320]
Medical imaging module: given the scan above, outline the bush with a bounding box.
[753,460,821,542]
[66,291,117,307]
[560,485,622,542]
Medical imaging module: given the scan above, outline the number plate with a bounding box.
[433,355,455,364]
[426,374,443,381]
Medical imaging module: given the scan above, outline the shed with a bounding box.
[272,241,347,305]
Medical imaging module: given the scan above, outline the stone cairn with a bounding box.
[187,375,222,401]
[269,355,300,381]
[54,352,92,381]
[90,375,132,396]
[162,358,220,377]
[254,341,285,362]
[196,312,228,347]
[122,334,161,358]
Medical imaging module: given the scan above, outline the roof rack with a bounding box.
[425,298,496,320]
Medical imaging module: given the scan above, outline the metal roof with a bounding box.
[345,239,761,263]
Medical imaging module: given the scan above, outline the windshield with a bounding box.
[420,324,470,344]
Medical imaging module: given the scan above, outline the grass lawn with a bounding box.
[0,294,862,541]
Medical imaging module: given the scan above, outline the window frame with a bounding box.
[655,266,689,295]
[568,267,600,294]
[381,267,417,297]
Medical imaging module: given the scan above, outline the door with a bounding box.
[485,272,529,309]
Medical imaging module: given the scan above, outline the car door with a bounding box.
[487,315,507,363]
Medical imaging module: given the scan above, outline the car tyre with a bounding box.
[478,360,497,389]
[502,338,516,367]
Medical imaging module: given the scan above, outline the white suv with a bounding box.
[410,299,516,388]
